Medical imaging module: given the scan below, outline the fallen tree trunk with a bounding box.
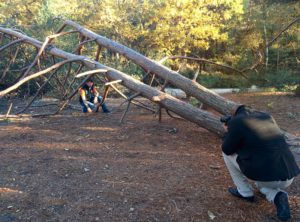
[0,27,225,136]
[59,21,300,151]
[63,20,239,115]
[0,27,299,153]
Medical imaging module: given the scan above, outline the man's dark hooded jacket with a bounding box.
[222,106,299,182]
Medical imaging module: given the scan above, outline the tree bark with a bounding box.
[0,27,299,152]
[0,27,225,136]
[63,20,239,115]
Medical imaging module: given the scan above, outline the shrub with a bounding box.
[295,85,300,96]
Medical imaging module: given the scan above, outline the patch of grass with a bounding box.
[295,85,300,96]
[189,97,202,107]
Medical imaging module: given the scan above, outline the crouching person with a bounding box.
[221,105,299,221]
[79,79,110,113]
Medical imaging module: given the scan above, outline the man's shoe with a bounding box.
[228,187,255,202]
[274,192,291,221]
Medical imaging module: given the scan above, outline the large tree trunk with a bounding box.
[64,20,239,115]
[0,27,225,136]
[0,27,299,154]
[63,21,300,153]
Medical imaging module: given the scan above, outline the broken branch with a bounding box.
[0,59,80,97]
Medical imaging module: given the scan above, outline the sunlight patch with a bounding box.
[0,187,23,194]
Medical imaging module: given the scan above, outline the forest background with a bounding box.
[0,0,299,95]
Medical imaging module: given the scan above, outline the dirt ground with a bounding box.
[0,92,299,222]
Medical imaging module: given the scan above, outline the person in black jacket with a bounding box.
[222,105,299,221]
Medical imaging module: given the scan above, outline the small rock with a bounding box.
[209,165,221,170]
[129,208,134,212]
[287,112,296,119]
[84,168,90,172]
[167,128,178,133]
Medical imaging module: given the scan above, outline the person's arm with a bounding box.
[222,118,244,155]
[79,88,87,102]
[92,86,99,104]
[79,88,91,108]
[92,85,99,97]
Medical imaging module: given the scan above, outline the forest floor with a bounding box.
[0,92,299,222]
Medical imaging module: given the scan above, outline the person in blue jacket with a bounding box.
[221,105,299,221]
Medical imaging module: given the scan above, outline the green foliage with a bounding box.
[179,68,247,88]
[264,70,299,89]
[198,72,247,88]
[0,0,299,94]
[295,85,300,96]
[189,97,202,107]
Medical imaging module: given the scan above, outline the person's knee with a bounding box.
[222,152,228,160]
[88,102,95,109]
[97,96,103,103]
[222,152,234,162]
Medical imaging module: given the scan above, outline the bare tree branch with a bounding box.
[267,17,300,48]
[159,55,248,79]
[0,38,25,53]
[0,59,80,97]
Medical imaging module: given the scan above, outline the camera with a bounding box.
[220,115,232,125]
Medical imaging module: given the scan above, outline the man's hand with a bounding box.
[223,125,228,132]
[87,107,93,113]
[93,97,98,104]
[83,100,89,107]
